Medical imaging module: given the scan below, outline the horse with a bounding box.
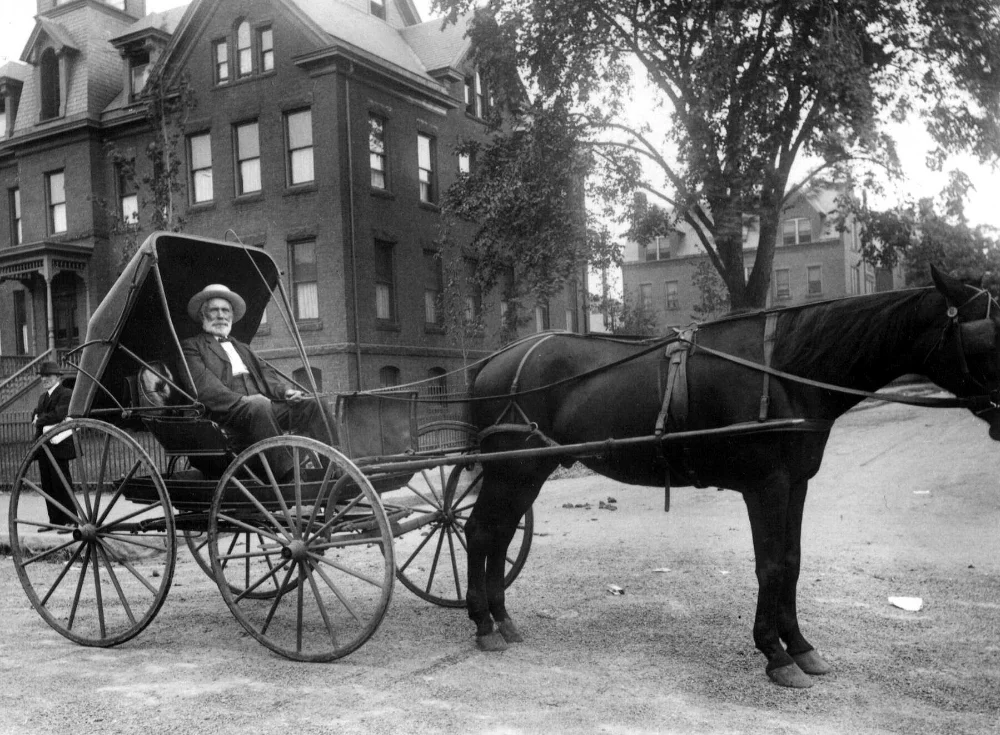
[464,266,1000,688]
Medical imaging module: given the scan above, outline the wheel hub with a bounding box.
[281,539,308,561]
[74,524,97,542]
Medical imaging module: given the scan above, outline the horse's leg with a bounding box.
[466,460,549,652]
[742,477,814,688]
[779,479,832,676]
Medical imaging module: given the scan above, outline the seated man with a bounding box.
[181,284,336,480]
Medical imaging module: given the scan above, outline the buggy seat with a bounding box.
[132,361,235,477]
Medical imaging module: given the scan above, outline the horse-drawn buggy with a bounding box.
[9,230,1000,686]
[7,232,530,662]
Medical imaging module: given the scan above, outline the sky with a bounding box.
[1,0,996,232]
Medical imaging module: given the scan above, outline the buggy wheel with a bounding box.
[388,421,533,608]
[184,528,296,599]
[209,436,394,662]
[8,419,176,647]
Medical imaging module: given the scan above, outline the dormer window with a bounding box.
[214,20,274,84]
[40,48,61,120]
[129,51,150,99]
[464,70,491,119]
[371,0,387,20]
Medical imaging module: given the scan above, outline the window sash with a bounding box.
[236,122,261,194]
[665,281,679,309]
[774,269,791,299]
[369,116,387,189]
[214,40,229,83]
[189,133,213,203]
[237,22,252,76]
[418,134,435,202]
[424,290,439,324]
[375,241,395,320]
[291,240,318,320]
[639,283,653,310]
[48,172,66,233]
[259,28,274,72]
[11,188,21,245]
[286,110,314,185]
[807,266,822,294]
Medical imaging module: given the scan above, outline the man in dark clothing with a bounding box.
[32,361,77,530]
[180,284,335,479]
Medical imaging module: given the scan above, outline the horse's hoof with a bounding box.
[497,619,523,643]
[767,663,813,689]
[476,631,508,652]
[792,649,832,676]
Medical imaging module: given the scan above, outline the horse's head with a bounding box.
[925,266,1000,439]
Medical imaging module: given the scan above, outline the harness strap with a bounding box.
[654,330,695,437]
[510,333,556,395]
[690,340,984,409]
[759,313,778,421]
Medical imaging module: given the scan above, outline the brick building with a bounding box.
[0,0,587,409]
[622,186,905,330]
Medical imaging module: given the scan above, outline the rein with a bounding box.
[687,341,989,410]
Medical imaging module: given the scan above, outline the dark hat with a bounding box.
[38,361,62,376]
[187,284,247,324]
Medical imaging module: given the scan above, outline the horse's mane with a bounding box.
[771,289,931,381]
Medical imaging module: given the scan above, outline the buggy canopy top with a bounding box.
[69,232,281,418]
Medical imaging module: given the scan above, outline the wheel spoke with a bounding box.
[37,544,87,606]
[232,558,293,604]
[397,522,442,573]
[310,560,364,623]
[446,526,462,599]
[302,561,338,648]
[259,564,297,635]
[309,550,387,588]
[95,544,137,627]
[91,432,113,520]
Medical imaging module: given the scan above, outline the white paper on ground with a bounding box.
[888,596,923,612]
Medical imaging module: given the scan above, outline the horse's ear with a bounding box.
[930,264,969,305]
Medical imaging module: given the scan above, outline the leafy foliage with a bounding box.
[435,0,1000,309]
[103,70,196,266]
[691,258,731,322]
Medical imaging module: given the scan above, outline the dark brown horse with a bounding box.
[465,267,1000,687]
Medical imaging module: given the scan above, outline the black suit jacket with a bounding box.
[180,332,287,417]
[33,381,77,460]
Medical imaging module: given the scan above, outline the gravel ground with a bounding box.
[1,400,998,734]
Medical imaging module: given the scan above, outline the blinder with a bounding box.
[958,318,997,356]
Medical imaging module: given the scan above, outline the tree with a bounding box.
[436,0,1000,310]
[593,289,658,336]
[691,258,731,322]
[102,70,196,267]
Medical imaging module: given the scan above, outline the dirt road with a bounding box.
[1,400,998,734]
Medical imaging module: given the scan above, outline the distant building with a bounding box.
[622,186,906,329]
[0,0,587,410]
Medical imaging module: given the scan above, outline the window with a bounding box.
[213,40,230,84]
[290,240,319,320]
[458,152,471,174]
[774,268,791,300]
[9,188,21,246]
[782,217,812,246]
[188,132,213,203]
[369,115,387,189]
[665,281,679,310]
[465,71,490,118]
[13,290,28,355]
[286,109,314,185]
[371,0,387,20]
[117,165,138,225]
[129,52,150,98]
[46,171,66,234]
[643,236,670,261]
[417,134,436,203]
[258,27,274,72]
[639,283,653,311]
[379,365,400,388]
[40,48,60,120]
[0,98,6,138]
[423,250,442,326]
[535,301,550,332]
[234,121,261,195]
[374,239,395,321]
[807,265,822,295]
[852,264,861,295]
[463,260,482,323]
[236,21,252,77]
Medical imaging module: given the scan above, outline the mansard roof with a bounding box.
[110,4,189,48]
